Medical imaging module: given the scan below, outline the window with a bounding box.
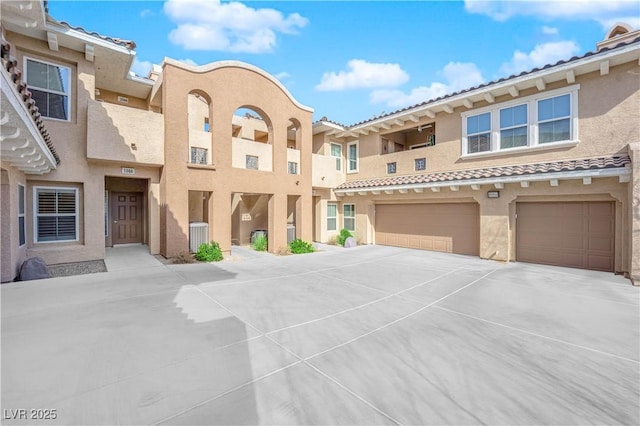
[18,185,25,246]
[500,104,528,149]
[466,112,491,154]
[462,86,578,156]
[387,162,396,174]
[288,161,298,175]
[25,58,71,121]
[191,147,208,165]
[330,143,342,171]
[246,155,259,170]
[347,141,358,173]
[343,204,355,231]
[415,158,426,171]
[34,187,78,243]
[327,203,337,231]
[538,94,571,144]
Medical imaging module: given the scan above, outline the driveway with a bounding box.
[2,245,638,425]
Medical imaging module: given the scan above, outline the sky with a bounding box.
[47,0,640,126]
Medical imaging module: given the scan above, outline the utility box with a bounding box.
[189,222,209,253]
[287,225,296,244]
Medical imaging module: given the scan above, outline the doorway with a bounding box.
[111,192,143,245]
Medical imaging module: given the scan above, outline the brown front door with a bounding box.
[111,192,143,245]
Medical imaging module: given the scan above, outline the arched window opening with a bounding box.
[287,118,302,175]
[187,91,212,165]
[231,106,273,171]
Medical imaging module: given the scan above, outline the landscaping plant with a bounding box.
[289,239,315,254]
[252,235,268,252]
[194,241,224,262]
[337,228,352,247]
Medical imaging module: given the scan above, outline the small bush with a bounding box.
[337,229,353,247]
[252,235,268,252]
[194,241,224,262]
[289,239,315,254]
[172,252,194,264]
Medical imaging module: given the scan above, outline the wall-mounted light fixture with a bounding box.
[487,190,500,198]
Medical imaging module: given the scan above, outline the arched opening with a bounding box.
[231,106,273,171]
[187,90,212,165]
[287,118,301,175]
[605,23,632,40]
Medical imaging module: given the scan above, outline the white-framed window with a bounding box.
[24,57,71,121]
[34,187,78,243]
[18,184,25,247]
[461,85,579,156]
[330,143,342,171]
[347,141,359,173]
[343,204,355,231]
[327,203,337,231]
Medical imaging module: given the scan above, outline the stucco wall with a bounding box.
[0,163,27,282]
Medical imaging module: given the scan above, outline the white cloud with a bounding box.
[178,58,199,66]
[542,25,558,35]
[499,41,580,76]
[132,57,153,77]
[464,0,640,30]
[370,62,485,108]
[274,72,291,80]
[163,0,308,53]
[140,9,153,18]
[315,59,409,91]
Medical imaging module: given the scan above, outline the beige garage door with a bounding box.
[516,202,614,271]
[375,203,479,255]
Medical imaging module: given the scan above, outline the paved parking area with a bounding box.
[2,245,639,425]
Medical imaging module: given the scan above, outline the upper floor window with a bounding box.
[330,143,342,171]
[288,161,298,175]
[191,147,208,165]
[538,94,571,143]
[415,158,426,171]
[500,104,528,149]
[466,112,491,154]
[25,58,71,121]
[462,85,578,156]
[347,141,358,173]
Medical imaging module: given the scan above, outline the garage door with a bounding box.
[375,203,479,255]
[516,202,614,271]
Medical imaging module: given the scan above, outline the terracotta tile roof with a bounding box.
[336,155,631,191]
[1,33,60,165]
[57,21,137,50]
[348,36,640,128]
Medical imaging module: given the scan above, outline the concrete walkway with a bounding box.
[2,245,638,425]
[104,244,164,271]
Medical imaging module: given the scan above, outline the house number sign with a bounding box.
[121,167,135,175]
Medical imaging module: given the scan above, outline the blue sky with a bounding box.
[48,0,639,125]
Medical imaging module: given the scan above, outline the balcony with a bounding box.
[87,99,164,166]
[312,154,345,188]
[232,137,272,171]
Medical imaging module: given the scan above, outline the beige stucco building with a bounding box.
[1,2,639,285]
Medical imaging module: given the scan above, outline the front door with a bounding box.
[111,192,143,245]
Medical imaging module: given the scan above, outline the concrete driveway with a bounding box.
[2,245,639,425]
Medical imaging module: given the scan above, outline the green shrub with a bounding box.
[252,235,268,252]
[337,229,352,247]
[289,239,315,254]
[194,241,223,262]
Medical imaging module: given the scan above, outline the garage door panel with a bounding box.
[376,203,478,256]
[516,202,614,272]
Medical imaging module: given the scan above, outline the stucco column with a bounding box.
[628,143,640,285]
[163,188,190,257]
[475,193,511,262]
[1,170,12,282]
[212,190,232,253]
[268,192,287,253]
[298,194,313,242]
[148,182,160,255]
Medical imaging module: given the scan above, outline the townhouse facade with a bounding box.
[1,1,638,285]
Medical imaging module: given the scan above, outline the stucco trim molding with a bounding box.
[162,58,314,113]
